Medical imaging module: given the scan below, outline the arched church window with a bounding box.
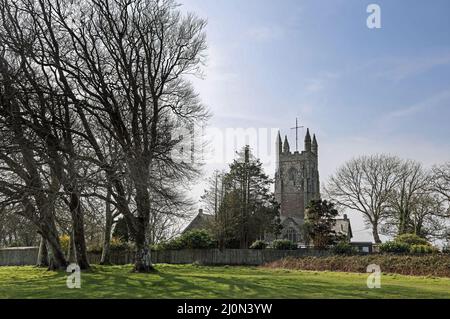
[286,227,298,243]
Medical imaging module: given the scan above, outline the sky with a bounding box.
[179,0,450,242]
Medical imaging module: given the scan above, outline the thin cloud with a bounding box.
[375,52,450,82]
[385,89,450,120]
[246,25,284,42]
[304,72,339,94]
[305,79,324,93]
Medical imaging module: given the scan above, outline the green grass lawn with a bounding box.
[0,264,449,299]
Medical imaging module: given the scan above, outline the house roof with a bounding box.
[182,210,214,234]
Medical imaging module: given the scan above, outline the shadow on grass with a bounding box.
[1,265,450,299]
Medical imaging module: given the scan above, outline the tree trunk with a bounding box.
[129,161,154,273]
[36,235,48,267]
[398,208,410,235]
[67,232,76,263]
[100,191,113,265]
[134,232,153,272]
[69,192,90,269]
[43,233,67,270]
[372,224,382,244]
[133,211,153,272]
[36,214,67,270]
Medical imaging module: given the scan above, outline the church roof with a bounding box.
[280,216,304,227]
[182,210,214,234]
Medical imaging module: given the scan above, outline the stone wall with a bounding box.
[0,247,332,266]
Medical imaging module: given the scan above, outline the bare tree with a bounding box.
[31,0,206,271]
[0,54,68,269]
[1,0,207,272]
[0,208,38,247]
[201,170,226,216]
[0,0,92,268]
[431,162,450,202]
[388,160,430,235]
[409,192,449,239]
[325,154,401,243]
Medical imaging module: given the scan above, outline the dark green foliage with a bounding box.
[380,233,437,254]
[181,230,217,249]
[409,244,438,254]
[249,240,267,249]
[157,230,217,250]
[272,239,297,250]
[271,215,283,239]
[379,241,411,254]
[205,146,281,249]
[110,238,134,252]
[304,199,344,249]
[88,237,133,253]
[332,242,357,255]
[112,217,134,242]
[394,233,430,246]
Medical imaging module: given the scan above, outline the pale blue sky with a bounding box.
[181,0,450,242]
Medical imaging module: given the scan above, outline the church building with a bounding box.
[273,128,352,245]
[183,124,352,247]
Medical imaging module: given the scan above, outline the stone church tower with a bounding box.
[275,128,320,221]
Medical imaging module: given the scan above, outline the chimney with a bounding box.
[198,209,203,215]
[343,214,348,220]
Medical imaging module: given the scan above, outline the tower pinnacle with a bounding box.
[304,128,311,152]
[312,134,318,156]
[277,131,283,154]
[283,135,290,153]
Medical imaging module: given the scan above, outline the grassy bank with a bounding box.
[264,255,450,277]
[1,264,449,299]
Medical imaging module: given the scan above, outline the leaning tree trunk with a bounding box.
[36,211,68,270]
[69,192,90,269]
[36,235,49,267]
[41,225,68,270]
[67,232,77,263]
[100,190,113,265]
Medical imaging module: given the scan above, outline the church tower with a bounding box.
[275,128,320,221]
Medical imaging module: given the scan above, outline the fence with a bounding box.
[0,247,39,266]
[0,247,333,266]
[151,248,332,265]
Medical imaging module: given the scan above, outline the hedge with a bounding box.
[264,255,450,277]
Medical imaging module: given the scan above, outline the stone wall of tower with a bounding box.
[275,130,320,220]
